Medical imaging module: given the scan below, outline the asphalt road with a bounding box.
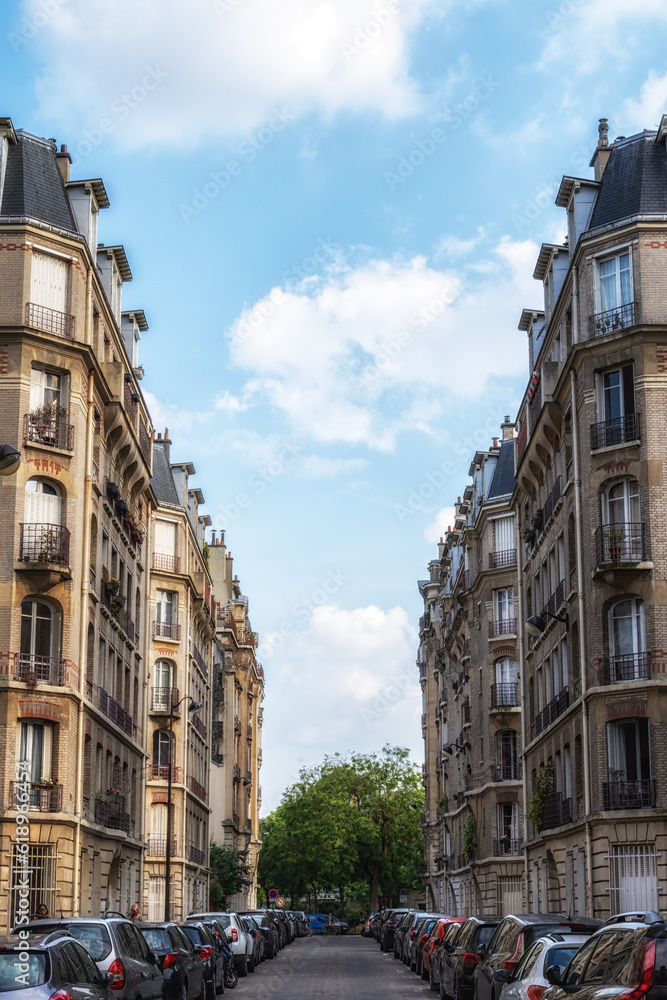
[230,935,433,998]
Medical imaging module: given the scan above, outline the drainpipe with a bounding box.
[572,268,579,345]
[140,504,153,915]
[515,507,530,907]
[73,366,95,915]
[570,368,593,915]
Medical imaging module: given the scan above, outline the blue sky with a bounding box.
[5,0,667,811]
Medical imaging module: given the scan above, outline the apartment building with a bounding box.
[144,433,214,920]
[0,119,153,927]
[208,536,264,909]
[419,422,523,917]
[512,115,667,917]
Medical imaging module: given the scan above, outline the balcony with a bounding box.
[14,653,65,685]
[493,838,522,856]
[191,712,207,741]
[152,552,181,574]
[600,652,651,685]
[24,412,74,450]
[146,835,177,856]
[97,686,134,737]
[495,761,521,781]
[542,476,562,527]
[591,413,641,451]
[19,522,70,565]
[603,779,656,810]
[9,780,63,812]
[217,609,238,639]
[531,687,569,740]
[191,643,208,678]
[489,549,517,570]
[94,800,131,833]
[489,618,516,639]
[595,523,646,566]
[589,300,637,338]
[101,584,136,645]
[152,620,181,641]
[187,775,208,803]
[25,301,75,340]
[491,683,519,709]
[146,763,182,782]
[150,687,180,712]
[542,792,572,829]
[187,844,206,865]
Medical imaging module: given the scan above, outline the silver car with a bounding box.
[185,912,254,976]
[496,933,592,1000]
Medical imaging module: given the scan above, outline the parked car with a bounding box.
[0,931,111,1000]
[402,913,442,965]
[421,918,464,987]
[185,912,253,977]
[542,911,667,1000]
[180,922,224,1000]
[474,915,602,1000]
[238,911,279,958]
[429,918,466,993]
[140,923,205,1000]
[494,932,592,1000]
[14,916,163,1000]
[339,921,349,934]
[394,910,416,959]
[437,916,499,1000]
[306,914,331,935]
[380,909,412,953]
[411,917,442,974]
[241,915,263,967]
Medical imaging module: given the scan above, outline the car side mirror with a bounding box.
[545,966,562,986]
[494,970,512,983]
[100,972,115,987]
[146,951,159,966]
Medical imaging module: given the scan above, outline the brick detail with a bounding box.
[0,346,7,375]
[657,345,667,373]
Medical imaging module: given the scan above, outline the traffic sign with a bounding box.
[276,897,285,907]
[268,888,278,900]
[399,888,407,896]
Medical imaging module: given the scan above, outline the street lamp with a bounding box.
[0,444,20,476]
[525,611,569,637]
[165,694,202,920]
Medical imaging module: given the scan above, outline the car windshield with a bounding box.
[545,946,582,974]
[65,925,112,963]
[0,952,48,991]
[141,929,172,952]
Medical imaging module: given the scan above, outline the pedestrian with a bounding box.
[128,904,141,921]
[36,903,49,918]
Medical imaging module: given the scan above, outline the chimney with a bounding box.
[492,437,499,449]
[162,427,171,463]
[501,415,515,440]
[590,118,612,182]
[56,143,72,183]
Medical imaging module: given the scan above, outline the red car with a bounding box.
[421,917,465,983]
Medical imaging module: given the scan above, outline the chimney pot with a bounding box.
[492,437,499,448]
[590,117,612,181]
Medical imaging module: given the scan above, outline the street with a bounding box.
[231,935,432,998]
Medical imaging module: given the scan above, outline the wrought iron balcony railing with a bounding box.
[595,522,646,564]
[146,762,183,782]
[152,552,181,574]
[531,687,569,740]
[146,835,178,857]
[599,652,651,685]
[152,620,181,640]
[187,775,208,803]
[19,522,70,564]
[489,549,517,569]
[603,779,656,810]
[187,844,206,865]
[24,413,74,450]
[591,412,640,450]
[94,800,131,833]
[541,792,572,829]
[493,837,522,855]
[9,780,63,812]
[150,687,180,711]
[491,683,519,709]
[495,761,521,781]
[589,300,637,338]
[14,652,65,685]
[489,618,516,639]
[26,301,75,339]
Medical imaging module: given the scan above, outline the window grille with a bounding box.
[608,845,658,913]
[497,876,523,917]
[10,844,56,926]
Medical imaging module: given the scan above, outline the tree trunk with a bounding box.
[370,864,380,912]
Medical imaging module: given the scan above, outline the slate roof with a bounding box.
[151,441,181,508]
[487,439,516,500]
[0,131,76,231]
[589,131,667,230]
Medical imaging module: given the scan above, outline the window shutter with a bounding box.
[622,364,635,416]
[494,517,514,552]
[30,253,68,312]
[155,520,176,556]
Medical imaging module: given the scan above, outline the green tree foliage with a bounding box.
[527,760,555,830]
[258,745,424,910]
[209,843,252,908]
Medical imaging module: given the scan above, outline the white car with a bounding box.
[495,933,592,1000]
[185,911,255,976]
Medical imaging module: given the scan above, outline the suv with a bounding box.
[185,912,253,976]
[238,911,279,958]
[394,910,416,960]
[543,911,667,1000]
[14,916,163,999]
[0,931,111,1000]
[437,916,499,1000]
[475,915,602,1000]
[140,923,205,1000]
[380,909,411,953]
[494,932,593,1000]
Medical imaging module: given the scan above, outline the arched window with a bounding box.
[608,598,647,682]
[601,479,643,561]
[496,730,518,781]
[24,478,61,524]
[19,598,61,681]
[20,721,53,784]
[152,730,173,773]
[494,658,517,706]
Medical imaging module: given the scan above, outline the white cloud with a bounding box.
[621,71,667,133]
[257,603,421,811]
[424,505,456,544]
[299,455,368,479]
[23,0,440,148]
[225,237,537,449]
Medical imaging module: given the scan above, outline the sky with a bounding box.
[4,0,667,812]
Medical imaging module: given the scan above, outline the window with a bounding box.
[154,519,177,571]
[494,588,514,621]
[609,845,658,913]
[496,803,517,851]
[581,933,617,985]
[153,730,173,769]
[154,660,174,709]
[607,719,650,783]
[593,365,637,447]
[10,844,56,926]
[494,658,517,706]
[493,516,515,553]
[497,730,518,780]
[598,251,632,314]
[608,598,646,680]
[156,589,178,624]
[20,598,61,678]
[24,478,61,525]
[599,479,643,562]
[31,252,68,312]
[19,722,53,785]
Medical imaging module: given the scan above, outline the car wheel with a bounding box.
[224,966,239,990]
[237,955,248,978]
[422,962,429,981]
[248,954,255,974]
[430,966,439,992]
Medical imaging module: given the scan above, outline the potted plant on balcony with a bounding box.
[463,812,477,860]
[34,776,58,789]
[107,578,121,597]
[606,526,626,562]
[95,790,106,803]
[526,760,555,830]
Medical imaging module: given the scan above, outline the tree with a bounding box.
[209,843,252,908]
